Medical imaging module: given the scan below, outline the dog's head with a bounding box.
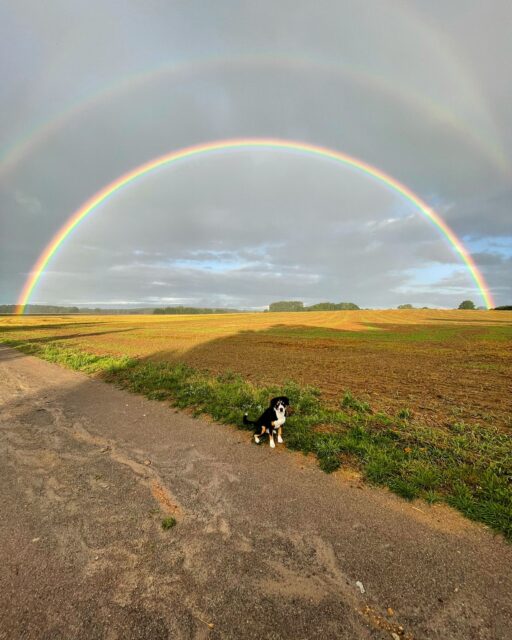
[270,396,290,418]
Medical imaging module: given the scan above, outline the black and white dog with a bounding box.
[243,396,290,448]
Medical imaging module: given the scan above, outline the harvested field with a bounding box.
[1,309,511,430]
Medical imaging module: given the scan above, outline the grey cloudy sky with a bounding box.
[1,0,511,309]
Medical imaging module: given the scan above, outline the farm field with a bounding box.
[1,309,511,429]
[1,309,512,538]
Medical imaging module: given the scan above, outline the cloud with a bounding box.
[14,189,42,214]
[443,188,512,238]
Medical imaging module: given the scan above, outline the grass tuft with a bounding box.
[341,390,372,413]
[161,516,177,530]
[397,407,412,420]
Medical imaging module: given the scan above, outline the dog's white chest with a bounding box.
[273,415,285,427]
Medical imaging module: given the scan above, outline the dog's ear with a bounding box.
[269,397,279,408]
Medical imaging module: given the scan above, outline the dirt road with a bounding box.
[1,345,511,639]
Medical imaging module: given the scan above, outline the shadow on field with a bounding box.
[137,322,405,395]
[143,323,365,364]
[0,322,102,333]
[130,321,511,429]
[0,328,135,346]
[427,317,512,324]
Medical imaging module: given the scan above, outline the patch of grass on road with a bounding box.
[161,516,177,531]
[2,336,511,540]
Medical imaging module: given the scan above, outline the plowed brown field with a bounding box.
[1,309,511,429]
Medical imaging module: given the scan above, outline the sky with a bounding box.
[1,0,511,310]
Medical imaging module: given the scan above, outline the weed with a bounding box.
[424,490,442,505]
[388,478,420,501]
[341,390,372,414]
[161,516,177,530]
[314,434,344,473]
[397,407,412,420]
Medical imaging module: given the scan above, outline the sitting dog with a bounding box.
[243,396,290,448]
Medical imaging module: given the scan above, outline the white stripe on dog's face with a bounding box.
[275,401,286,416]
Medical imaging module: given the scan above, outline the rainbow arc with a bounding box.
[16,138,494,313]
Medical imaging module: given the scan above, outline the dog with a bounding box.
[243,396,290,448]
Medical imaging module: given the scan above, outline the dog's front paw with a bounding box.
[254,435,260,444]
[269,438,276,448]
[277,435,283,444]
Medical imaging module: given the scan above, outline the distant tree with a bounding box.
[306,302,339,311]
[269,301,304,312]
[269,301,359,312]
[336,302,360,310]
[458,300,476,309]
[153,306,240,315]
[397,304,414,309]
[494,305,512,310]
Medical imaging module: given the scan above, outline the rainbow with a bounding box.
[1,56,509,181]
[16,138,495,312]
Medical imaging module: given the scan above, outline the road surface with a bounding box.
[0,345,511,639]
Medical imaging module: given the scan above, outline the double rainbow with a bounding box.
[16,138,494,312]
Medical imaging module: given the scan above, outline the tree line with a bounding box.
[1,301,509,316]
[153,306,241,314]
[267,301,360,312]
[0,304,154,315]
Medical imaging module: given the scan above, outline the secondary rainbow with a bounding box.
[2,55,509,179]
[16,138,495,313]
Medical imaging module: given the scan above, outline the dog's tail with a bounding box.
[243,413,256,426]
